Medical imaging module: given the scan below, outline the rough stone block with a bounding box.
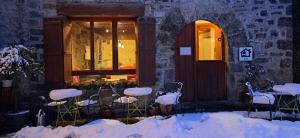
[278,17,292,27]
[265,41,273,49]
[30,36,39,41]
[270,30,279,37]
[268,20,274,25]
[270,52,283,56]
[230,63,243,72]
[286,5,292,15]
[30,11,42,18]
[260,10,268,16]
[280,58,292,68]
[285,51,292,56]
[30,29,43,35]
[254,58,269,63]
[268,0,277,4]
[277,40,292,50]
[43,4,56,10]
[254,0,265,4]
[256,33,266,39]
[279,0,292,4]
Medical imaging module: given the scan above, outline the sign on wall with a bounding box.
[239,47,253,61]
[180,47,191,55]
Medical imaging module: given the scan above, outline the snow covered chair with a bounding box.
[155,82,183,115]
[245,82,275,120]
[75,87,102,118]
[110,85,138,109]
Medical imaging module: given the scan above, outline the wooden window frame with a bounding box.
[71,17,137,76]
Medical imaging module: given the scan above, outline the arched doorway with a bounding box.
[176,20,228,102]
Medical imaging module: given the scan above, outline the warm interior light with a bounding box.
[195,20,223,61]
[118,40,124,48]
[105,29,109,33]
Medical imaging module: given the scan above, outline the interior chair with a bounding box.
[155,82,183,115]
[245,82,275,120]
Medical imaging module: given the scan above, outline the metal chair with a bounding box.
[245,82,275,120]
[49,89,82,126]
[76,87,102,118]
[155,82,183,115]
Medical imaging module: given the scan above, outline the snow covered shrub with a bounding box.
[0,45,43,80]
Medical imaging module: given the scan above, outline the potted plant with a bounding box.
[0,44,43,130]
[159,104,173,115]
[100,105,112,118]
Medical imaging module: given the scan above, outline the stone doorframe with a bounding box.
[155,6,248,100]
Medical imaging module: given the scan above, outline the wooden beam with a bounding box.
[57,3,145,17]
[72,69,135,76]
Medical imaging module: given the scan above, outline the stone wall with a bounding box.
[293,0,300,82]
[0,0,294,101]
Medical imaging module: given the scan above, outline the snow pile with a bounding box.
[155,92,181,105]
[284,83,300,96]
[15,112,300,138]
[252,91,275,104]
[273,85,287,93]
[49,89,82,101]
[114,96,138,104]
[124,87,152,96]
[273,83,300,96]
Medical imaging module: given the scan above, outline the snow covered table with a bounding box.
[49,89,82,126]
[124,87,152,120]
[267,83,300,119]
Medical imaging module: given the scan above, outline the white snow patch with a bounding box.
[14,112,300,138]
[124,87,152,96]
[155,92,181,105]
[49,89,82,101]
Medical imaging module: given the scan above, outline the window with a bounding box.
[195,20,223,61]
[71,19,137,82]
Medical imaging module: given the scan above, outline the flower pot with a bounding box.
[3,110,30,130]
[2,80,13,88]
[148,106,158,116]
[159,104,173,115]
[100,107,112,118]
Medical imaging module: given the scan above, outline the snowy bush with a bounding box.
[0,45,43,80]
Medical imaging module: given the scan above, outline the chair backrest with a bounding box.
[164,82,183,93]
[110,85,121,97]
[99,87,114,107]
[245,82,254,96]
[164,82,183,104]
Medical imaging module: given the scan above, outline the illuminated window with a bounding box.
[94,22,113,70]
[117,21,136,70]
[195,20,223,61]
[71,19,137,82]
[71,21,91,70]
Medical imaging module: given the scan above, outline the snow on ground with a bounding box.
[14,112,300,138]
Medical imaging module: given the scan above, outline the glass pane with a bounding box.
[117,21,136,70]
[94,22,113,70]
[72,21,91,70]
[196,20,223,61]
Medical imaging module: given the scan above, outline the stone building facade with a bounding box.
[0,0,296,101]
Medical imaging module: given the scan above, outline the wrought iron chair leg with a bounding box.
[269,104,272,120]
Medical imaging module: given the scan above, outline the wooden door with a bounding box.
[176,23,195,102]
[44,17,72,88]
[176,22,227,102]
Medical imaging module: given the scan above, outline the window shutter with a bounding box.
[43,17,71,88]
[137,17,156,86]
